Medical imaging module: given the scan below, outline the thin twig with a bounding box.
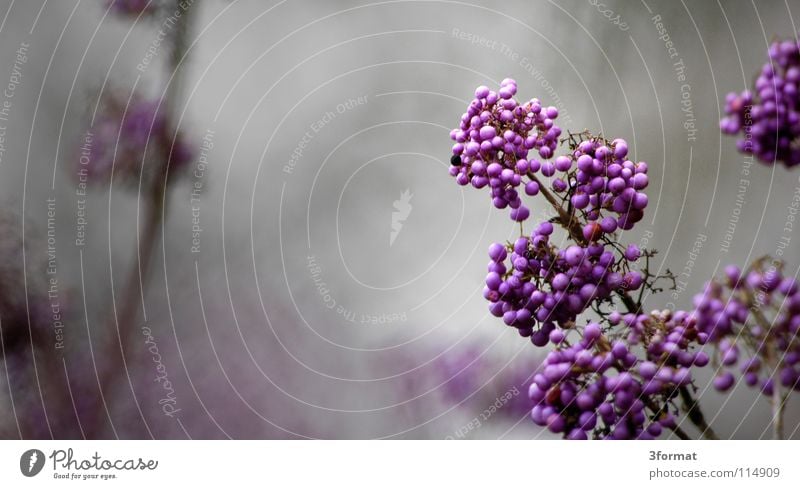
[528,173,585,244]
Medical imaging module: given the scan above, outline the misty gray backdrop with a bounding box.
[0,0,798,439]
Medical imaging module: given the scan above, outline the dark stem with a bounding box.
[528,173,585,244]
[618,290,640,315]
[679,386,719,440]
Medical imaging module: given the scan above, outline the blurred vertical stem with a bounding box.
[90,1,194,438]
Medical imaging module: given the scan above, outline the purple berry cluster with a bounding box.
[446,79,800,439]
[445,80,678,438]
[691,260,800,396]
[527,309,711,439]
[553,136,649,240]
[720,39,800,167]
[81,93,193,185]
[529,323,669,439]
[485,224,643,342]
[449,78,562,222]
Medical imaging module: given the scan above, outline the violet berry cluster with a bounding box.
[692,259,800,396]
[720,39,800,167]
[556,136,649,240]
[457,82,651,346]
[528,310,710,439]
[448,49,800,438]
[446,80,724,440]
[485,224,644,342]
[449,78,562,222]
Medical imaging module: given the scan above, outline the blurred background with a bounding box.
[0,0,798,439]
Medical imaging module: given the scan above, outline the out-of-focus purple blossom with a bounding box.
[0,212,49,356]
[431,344,536,420]
[106,0,162,17]
[0,212,79,438]
[78,92,193,187]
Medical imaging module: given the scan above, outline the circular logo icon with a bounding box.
[20,449,45,477]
